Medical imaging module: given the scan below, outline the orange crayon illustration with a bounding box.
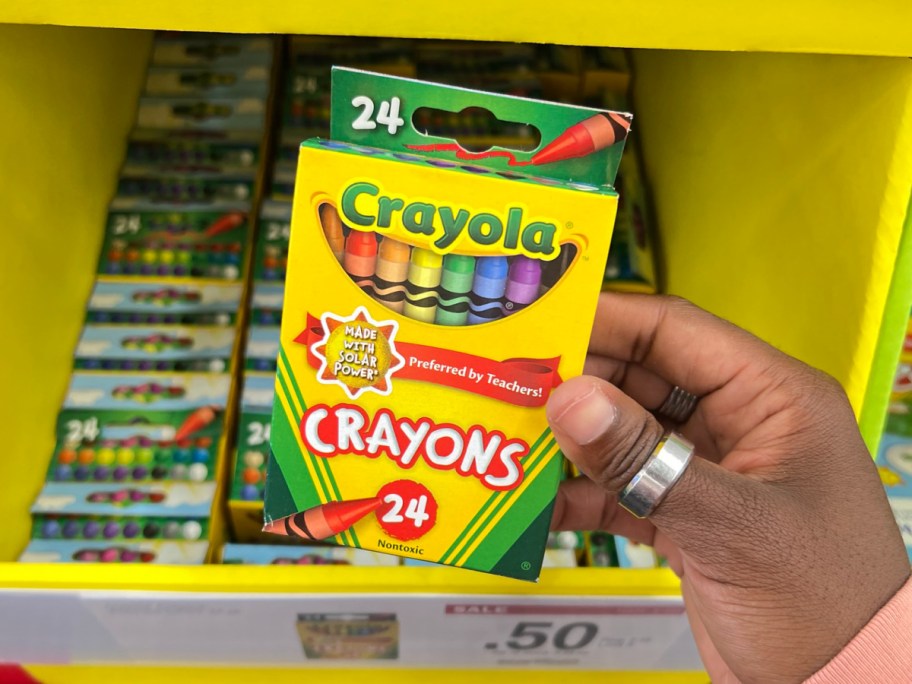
[204,211,246,237]
[174,406,218,441]
[373,238,411,313]
[263,497,384,540]
[320,204,346,263]
[531,112,632,166]
[343,231,378,289]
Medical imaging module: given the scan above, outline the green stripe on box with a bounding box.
[275,361,356,546]
[439,427,552,565]
[268,384,323,513]
[277,346,359,548]
[451,438,557,567]
[278,347,344,495]
[465,445,563,573]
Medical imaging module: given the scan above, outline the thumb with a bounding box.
[546,375,769,565]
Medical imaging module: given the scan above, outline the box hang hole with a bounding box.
[412,107,541,153]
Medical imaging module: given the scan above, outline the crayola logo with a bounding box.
[339,181,560,259]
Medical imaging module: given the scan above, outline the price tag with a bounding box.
[0,591,700,671]
[442,600,696,669]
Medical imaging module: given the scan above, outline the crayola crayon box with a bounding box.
[264,69,631,581]
[24,481,214,564]
[101,199,250,281]
[43,373,229,489]
[220,543,399,566]
[126,129,263,169]
[74,324,235,372]
[86,280,242,326]
[228,373,275,541]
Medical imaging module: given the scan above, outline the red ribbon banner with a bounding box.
[294,314,562,407]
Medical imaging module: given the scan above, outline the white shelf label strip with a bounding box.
[0,590,701,670]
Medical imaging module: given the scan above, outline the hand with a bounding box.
[547,293,910,683]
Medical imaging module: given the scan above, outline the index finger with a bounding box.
[588,293,790,397]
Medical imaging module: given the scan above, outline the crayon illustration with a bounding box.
[435,254,475,326]
[175,406,218,441]
[540,243,577,294]
[372,238,411,313]
[504,255,542,315]
[320,205,346,263]
[263,497,383,540]
[531,113,632,166]
[402,248,443,323]
[343,231,378,291]
[204,211,246,238]
[467,256,509,325]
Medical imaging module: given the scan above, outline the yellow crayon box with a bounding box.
[265,69,631,581]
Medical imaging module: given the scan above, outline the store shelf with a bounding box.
[0,564,678,594]
[2,15,912,679]
[0,25,153,562]
[4,0,912,57]
[632,49,912,448]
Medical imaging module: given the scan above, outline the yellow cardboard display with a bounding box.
[1,20,912,683]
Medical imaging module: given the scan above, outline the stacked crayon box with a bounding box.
[19,32,276,565]
[220,543,398,566]
[224,205,287,539]
[271,37,415,201]
[224,56,292,532]
[228,41,401,532]
[226,37,415,539]
[559,462,624,568]
[575,49,660,295]
[876,315,912,560]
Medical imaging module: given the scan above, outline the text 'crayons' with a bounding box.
[319,205,576,326]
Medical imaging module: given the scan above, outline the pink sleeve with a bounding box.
[805,574,912,683]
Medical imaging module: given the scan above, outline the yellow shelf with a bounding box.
[3,0,912,57]
[2,19,912,681]
[0,564,680,594]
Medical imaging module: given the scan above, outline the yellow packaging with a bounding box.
[265,70,629,581]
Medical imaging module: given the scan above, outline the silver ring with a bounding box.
[657,386,698,423]
[618,432,694,519]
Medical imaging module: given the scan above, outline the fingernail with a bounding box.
[548,384,617,446]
